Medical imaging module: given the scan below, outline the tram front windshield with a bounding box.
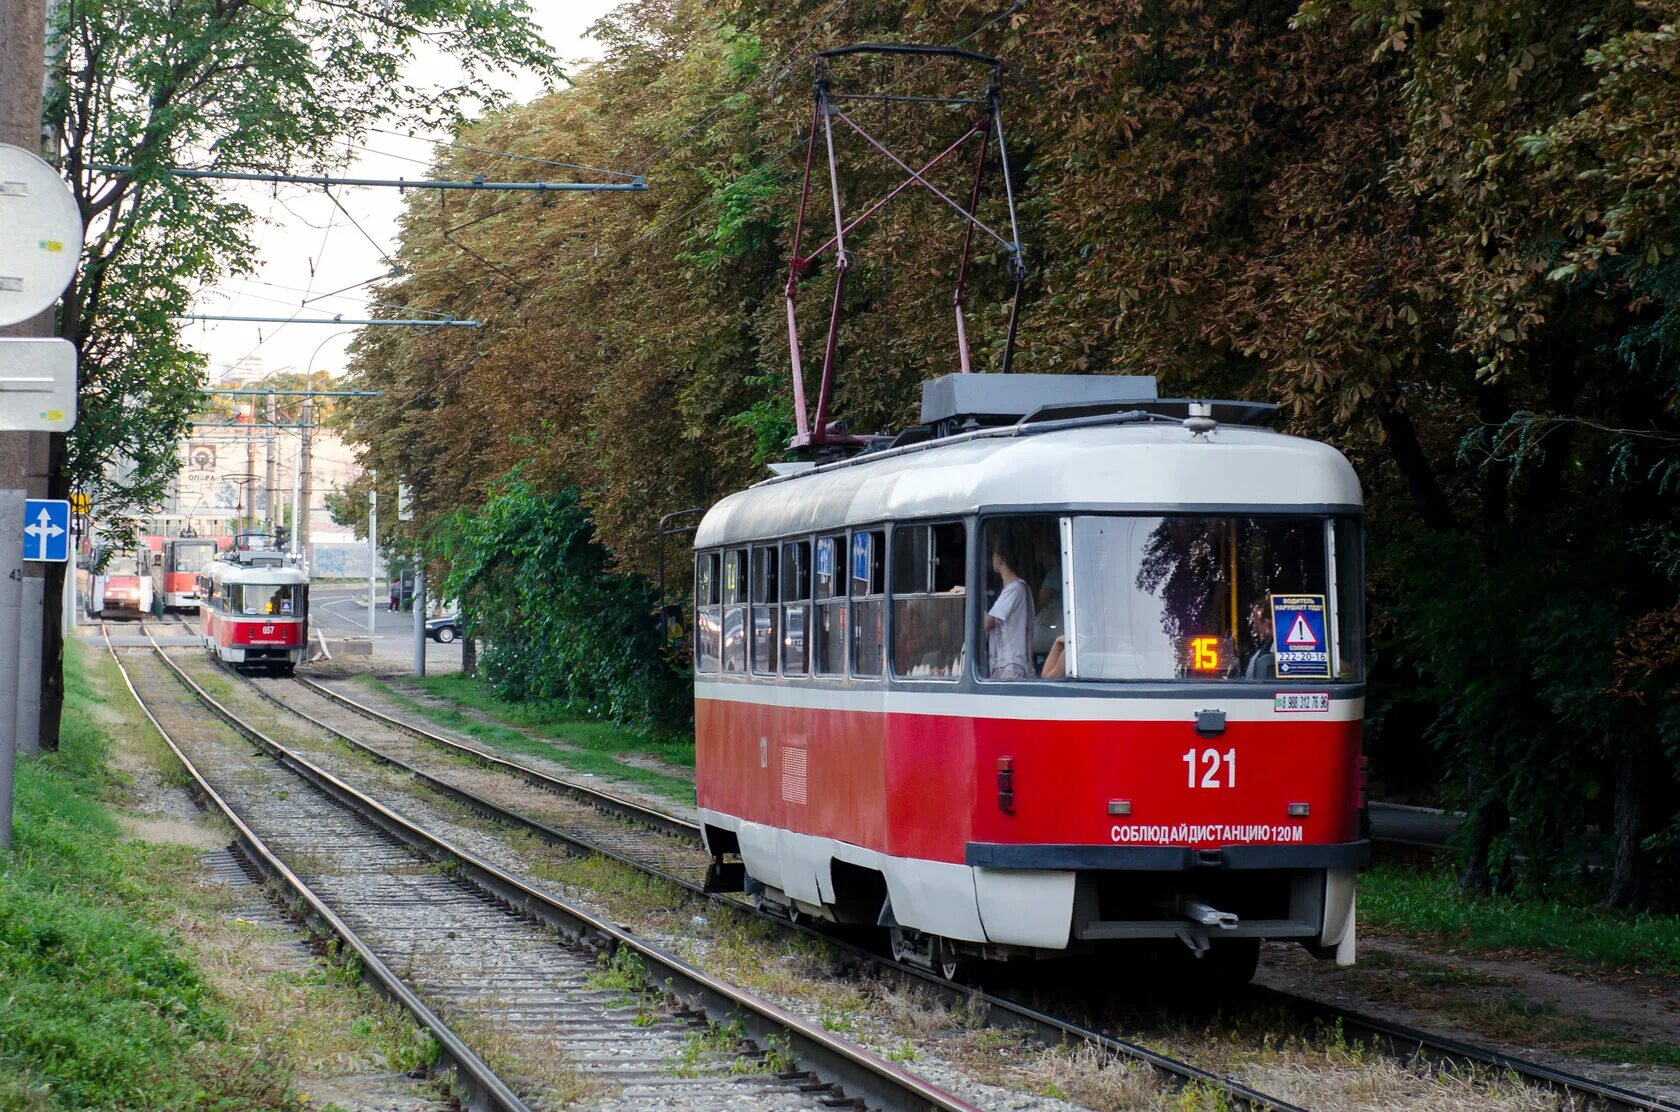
[1058,515,1361,682]
[233,583,304,617]
[172,540,218,572]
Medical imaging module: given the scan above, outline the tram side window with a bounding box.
[851,530,885,677]
[694,553,721,673]
[781,539,811,675]
[722,549,748,674]
[813,534,847,675]
[982,517,1063,681]
[750,546,779,675]
[1331,518,1363,679]
[891,522,966,679]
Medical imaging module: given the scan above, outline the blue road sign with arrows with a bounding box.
[23,498,70,562]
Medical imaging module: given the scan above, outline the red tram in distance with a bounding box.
[150,534,222,610]
[692,375,1367,982]
[197,533,308,674]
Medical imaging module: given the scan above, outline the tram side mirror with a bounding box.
[152,552,163,566]
[659,604,686,647]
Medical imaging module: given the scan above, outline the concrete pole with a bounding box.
[367,483,377,635]
[0,489,23,849]
[3,0,53,777]
[412,558,426,677]
[263,392,277,537]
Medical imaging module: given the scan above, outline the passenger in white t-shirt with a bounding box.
[985,541,1035,679]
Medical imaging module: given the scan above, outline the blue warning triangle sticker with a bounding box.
[1284,612,1317,647]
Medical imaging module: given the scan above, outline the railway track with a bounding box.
[143,638,1306,1111]
[105,625,987,1112]
[233,659,1680,1112]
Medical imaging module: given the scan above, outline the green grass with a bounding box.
[355,674,696,805]
[1360,859,1680,974]
[0,645,295,1109]
[1,643,436,1110]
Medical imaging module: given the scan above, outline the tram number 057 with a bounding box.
[1183,747,1236,789]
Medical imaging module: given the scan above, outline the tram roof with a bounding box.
[203,559,308,584]
[695,420,1362,549]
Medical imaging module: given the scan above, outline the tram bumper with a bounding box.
[967,841,1367,959]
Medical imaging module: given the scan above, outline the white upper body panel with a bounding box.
[696,421,1362,549]
[203,559,308,586]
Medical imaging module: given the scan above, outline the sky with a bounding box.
[182,0,624,385]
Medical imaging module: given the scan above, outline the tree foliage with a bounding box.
[431,477,689,730]
[343,0,1680,908]
[47,0,557,533]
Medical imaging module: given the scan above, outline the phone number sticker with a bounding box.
[1274,691,1330,713]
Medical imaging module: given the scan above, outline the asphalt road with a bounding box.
[310,583,462,672]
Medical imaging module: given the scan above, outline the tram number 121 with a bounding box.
[1183,747,1236,789]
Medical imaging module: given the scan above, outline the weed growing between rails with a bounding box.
[0,641,441,1109]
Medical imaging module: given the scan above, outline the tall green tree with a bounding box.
[36,0,558,745]
[345,0,1680,909]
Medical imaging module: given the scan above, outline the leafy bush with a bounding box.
[431,473,690,733]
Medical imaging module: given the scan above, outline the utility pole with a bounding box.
[1,0,54,828]
[263,391,277,537]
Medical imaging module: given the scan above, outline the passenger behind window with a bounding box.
[1041,635,1067,680]
[1031,531,1063,665]
[1243,598,1276,679]
[984,527,1035,679]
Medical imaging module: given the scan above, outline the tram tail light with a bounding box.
[996,757,1014,814]
[1355,754,1369,810]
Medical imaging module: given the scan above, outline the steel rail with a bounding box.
[214,665,1308,1112]
[138,637,984,1112]
[276,666,1680,1112]
[1248,986,1678,1112]
[229,668,702,893]
[100,626,533,1112]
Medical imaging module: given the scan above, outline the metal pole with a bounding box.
[16,576,41,757]
[244,405,256,532]
[0,489,23,849]
[263,392,277,536]
[412,557,426,677]
[94,164,648,192]
[367,483,377,635]
[290,432,302,556]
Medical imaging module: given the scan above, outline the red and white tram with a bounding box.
[150,534,221,610]
[198,533,308,674]
[692,375,1366,981]
[88,546,153,619]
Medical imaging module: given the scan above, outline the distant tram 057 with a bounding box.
[197,532,308,675]
[690,375,1367,984]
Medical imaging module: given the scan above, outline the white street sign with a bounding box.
[0,337,77,432]
[0,144,83,328]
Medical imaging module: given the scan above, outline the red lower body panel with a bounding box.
[696,693,1361,864]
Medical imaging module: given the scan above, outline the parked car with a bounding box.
[425,613,462,643]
